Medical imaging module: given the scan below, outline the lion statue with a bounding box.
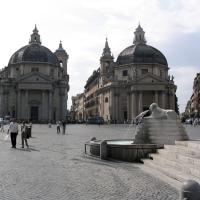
[149,103,177,119]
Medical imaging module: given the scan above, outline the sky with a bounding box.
[0,0,200,113]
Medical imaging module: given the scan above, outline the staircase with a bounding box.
[142,140,200,184]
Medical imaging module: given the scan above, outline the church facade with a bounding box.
[0,26,69,122]
[72,25,177,123]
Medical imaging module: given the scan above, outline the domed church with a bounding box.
[0,25,69,122]
[82,25,176,123]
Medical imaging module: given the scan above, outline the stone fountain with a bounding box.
[85,103,188,162]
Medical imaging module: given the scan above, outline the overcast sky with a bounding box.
[0,0,200,112]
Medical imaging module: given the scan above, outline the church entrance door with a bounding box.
[30,106,39,122]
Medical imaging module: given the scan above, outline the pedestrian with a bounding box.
[48,121,52,128]
[7,118,18,148]
[62,120,66,134]
[0,122,4,132]
[56,121,61,134]
[193,118,198,127]
[21,121,29,148]
[26,123,31,138]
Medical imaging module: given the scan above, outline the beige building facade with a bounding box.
[73,25,177,123]
[0,26,69,122]
[185,73,200,117]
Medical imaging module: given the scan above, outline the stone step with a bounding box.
[164,144,200,155]
[142,158,200,184]
[148,131,186,136]
[175,140,200,150]
[143,119,179,123]
[149,136,188,144]
[155,149,200,167]
[149,154,200,178]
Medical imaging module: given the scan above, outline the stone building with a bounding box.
[73,25,177,123]
[185,73,200,117]
[84,70,100,119]
[0,26,69,122]
[71,93,85,122]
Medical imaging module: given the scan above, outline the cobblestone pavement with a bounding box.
[0,124,180,200]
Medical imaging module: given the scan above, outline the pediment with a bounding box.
[137,73,165,83]
[18,72,51,83]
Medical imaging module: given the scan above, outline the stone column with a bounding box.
[131,92,137,120]
[25,90,29,119]
[48,90,52,121]
[116,93,120,123]
[3,91,8,116]
[42,91,45,120]
[110,90,115,122]
[17,90,21,119]
[127,93,131,121]
[154,91,159,105]
[162,91,166,109]
[138,92,143,113]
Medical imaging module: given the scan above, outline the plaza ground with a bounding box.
[0,124,199,200]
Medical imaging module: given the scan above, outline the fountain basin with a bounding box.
[85,139,159,162]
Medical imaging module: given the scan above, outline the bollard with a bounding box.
[181,180,200,200]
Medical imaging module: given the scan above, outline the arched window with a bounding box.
[60,62,63,67]
[105,97,108,103]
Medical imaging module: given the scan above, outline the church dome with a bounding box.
[8,44,59,66]
[8,25,59,66]
[117,43,167,66]
[117,25,168,66]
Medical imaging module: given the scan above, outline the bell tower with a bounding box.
[100,38,114,85]
[54,41,69,75]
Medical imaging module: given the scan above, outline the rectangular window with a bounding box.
[122,70,128,76]
[141,69,148,74]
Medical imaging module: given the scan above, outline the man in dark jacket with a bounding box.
[62,120,66,134]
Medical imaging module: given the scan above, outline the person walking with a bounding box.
[56,121,61,134]
[21,121,29,148]
[7,118,18,148]
[62,120,66,134]
[0,123,4,132]
[29,121,32,137]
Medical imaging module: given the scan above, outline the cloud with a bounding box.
[0,0,200,113]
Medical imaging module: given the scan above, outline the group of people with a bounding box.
[6,118,66,149]
[56,120,66,134]
[7,119,32,149]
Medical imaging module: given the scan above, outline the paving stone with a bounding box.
[0,124,181,199]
